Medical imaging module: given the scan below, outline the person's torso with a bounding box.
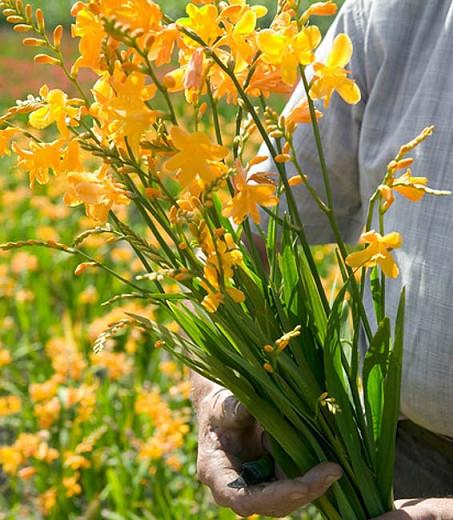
[358,0,453,436]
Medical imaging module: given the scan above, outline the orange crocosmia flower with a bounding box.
[64,168,130,223]
[92,66,158,154]
[0,395,22,417]
[100,0,162,33]
[13,139,63,187]
[257,20,321,85]
[223,171,279,224]
[63,474,82,498]
[29,85,81,138]
[177,3,223,47]
[286,98,323,131]
[0,128,19,157]
[201,287,223,313]
[184,47,205,102]
[71,5,105,73]
[379,170,451,210]
[0,446,23,475]
[301,1,337,21]
[245,63,294,98]
[165,126,228,187]
[345,230,402,278]
[61,140,84,173]
[310,33,361,107]
[148,25,180,66]
[391,170,451,201]
[217,2,266,71]
[38,487,57,515]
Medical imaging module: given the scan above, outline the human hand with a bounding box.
[372,498,453,519]
[196,386,343,518]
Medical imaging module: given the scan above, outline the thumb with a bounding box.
[209,389,254,429]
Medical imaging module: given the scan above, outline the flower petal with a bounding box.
[327,33,353,68]
[335,77,361,105]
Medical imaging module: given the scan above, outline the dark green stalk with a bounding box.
[135,45,178,125]
[299,68,373,341]
[206,80,223,146]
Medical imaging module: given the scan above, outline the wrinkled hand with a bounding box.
[196,387,343,518]
[372,498,453,519]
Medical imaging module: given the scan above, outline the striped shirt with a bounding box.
[258,0,453,436]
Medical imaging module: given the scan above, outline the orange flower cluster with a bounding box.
[0,0,365,311]
[135,388,190,471]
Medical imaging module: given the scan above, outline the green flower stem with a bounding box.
[109,211,153,275]
[299,67,373,342]
[206,80,223,146]
[134,44,178,125]
[74,248,147,293]
[206,67,329,313]
[379,204,386,321]
[121,173,180,265]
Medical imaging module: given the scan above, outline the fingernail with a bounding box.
[290,492,306,500]
[324,474,340,486]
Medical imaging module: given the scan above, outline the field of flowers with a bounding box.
[0,2,342,519]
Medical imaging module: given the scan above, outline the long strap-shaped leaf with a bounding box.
[376,288,405,510]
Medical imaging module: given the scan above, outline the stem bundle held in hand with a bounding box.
[0,0,450,518]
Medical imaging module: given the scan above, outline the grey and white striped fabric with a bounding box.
[257,0,453,437]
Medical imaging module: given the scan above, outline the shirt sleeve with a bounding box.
[254,0,370,244]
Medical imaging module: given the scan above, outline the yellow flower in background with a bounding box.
[38,487,57,516]
[310,33,361,107]
[13,433,40,459]
[18,466,37,480]
[346,230,402,278]
[29,85,81,138]
[0,395,22,417]
[257,18,321,85]
[30,377,60,402]
[0,347,12,367]
[165,126,228,187]
[34,442,59,464]
[0,446,22,474]
[90,351,132,380]
[63,473,82,497]
[34,397,61,429]
[223,169,279,224]
[64,452,91,470]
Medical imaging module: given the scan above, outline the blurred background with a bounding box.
[0,1,343,519]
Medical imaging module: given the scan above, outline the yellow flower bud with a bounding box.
[13,23,32,32]
[35,8,45,31]
[34,54,60,65]
[275,153,291,163]
[53,25,63,49]
[288,176,304,187]
[74,262,97,276]
[22,37,46,46]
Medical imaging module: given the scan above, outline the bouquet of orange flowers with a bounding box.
[0,1,449,518]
